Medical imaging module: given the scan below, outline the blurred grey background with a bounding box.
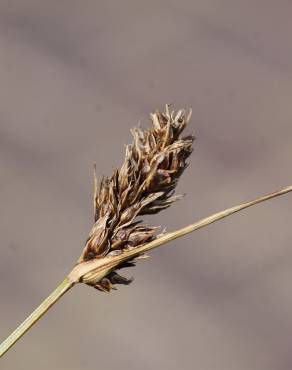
[0,1,292,369]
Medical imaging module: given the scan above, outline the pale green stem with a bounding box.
[1,184,292,358]
[0,277,74,358]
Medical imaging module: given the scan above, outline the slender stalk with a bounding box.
[1,185,291,358]
[0,277,74,358]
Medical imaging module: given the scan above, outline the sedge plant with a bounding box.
[0,105,291,358]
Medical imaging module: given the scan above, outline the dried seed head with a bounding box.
[80,105,194,291]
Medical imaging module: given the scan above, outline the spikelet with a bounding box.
[80,105,194,291]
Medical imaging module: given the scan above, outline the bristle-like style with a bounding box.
[80,105,194,291]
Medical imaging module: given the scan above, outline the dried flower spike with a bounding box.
[80,105,194,291]
[1,105,291,359]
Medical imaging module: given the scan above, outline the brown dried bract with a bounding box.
[80,105,194,291]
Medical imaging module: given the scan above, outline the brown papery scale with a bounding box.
[79,105,194,292]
